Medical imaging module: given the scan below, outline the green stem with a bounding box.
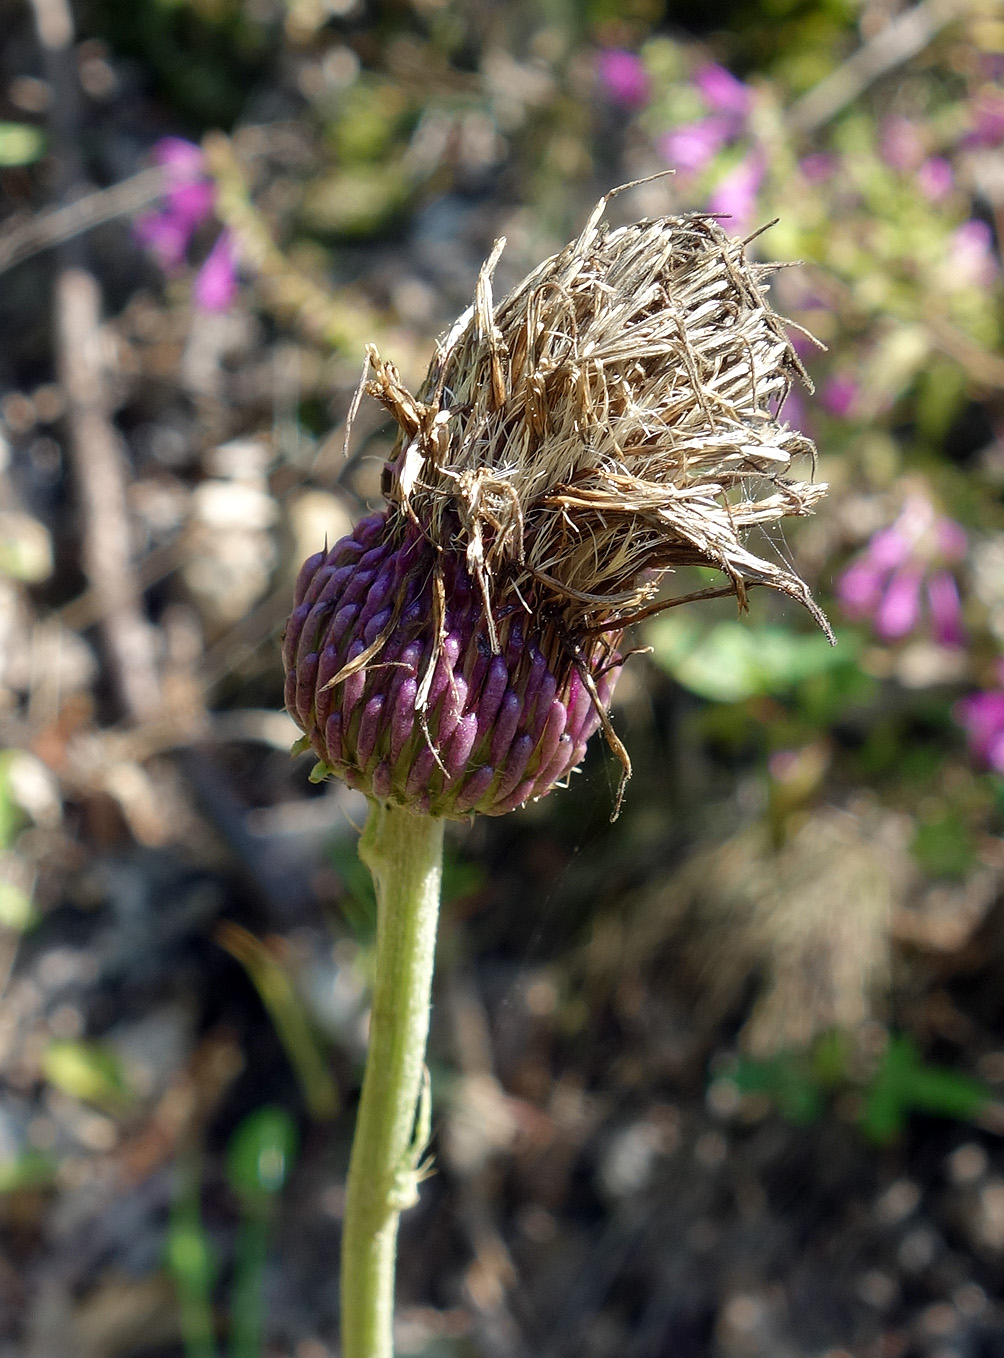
[229,1210,270,1358]
[341,801,445,1358]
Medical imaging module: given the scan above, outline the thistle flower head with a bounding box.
[284,189,829,818]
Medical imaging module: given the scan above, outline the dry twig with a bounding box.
[787,0,967,134]
[0,168,164,277]
[30,0,162,726]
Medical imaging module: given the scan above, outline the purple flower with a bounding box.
[955,688,1004,772]
[879,116,924,172]
[708,152,764,234]
[134,138,215,272]
[951,219,998,287]
[597,49,650,109]
[155,139,215,226]
[135,137,238,311]
[837,495,968,646]
[874,565,923,640]
[918,156,953,202]
[965,88,1004,148]
[133,212,195,273]
[694,63,751,119]
[927,571,965,647]
[936,516,968,562]
[193,229,238,312]
[837,558,885,616]
[659,116,732,174]
[780,387,809,435]
[800,152,837,184]
[822,374,858,419]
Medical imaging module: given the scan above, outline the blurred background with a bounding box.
[0,0,1003,1353]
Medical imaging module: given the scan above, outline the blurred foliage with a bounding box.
[215,921,339,1119]
[0,124,46,167]
[728,1032,994,1142]
[227,1107,298,1358]
[42,1038,132,1112]
[167,1108,298,1358]
[648,614,857,704]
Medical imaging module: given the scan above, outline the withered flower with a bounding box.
[283,191,830,818]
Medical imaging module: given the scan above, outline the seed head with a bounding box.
[284,188,829,817]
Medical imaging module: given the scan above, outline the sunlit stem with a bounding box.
[340,801,445,1358]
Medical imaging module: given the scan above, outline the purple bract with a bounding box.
[282,512,620,819]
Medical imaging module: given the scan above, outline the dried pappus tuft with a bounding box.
[284,188,830,818]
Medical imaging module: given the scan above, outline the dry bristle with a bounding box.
[364,202,830,654]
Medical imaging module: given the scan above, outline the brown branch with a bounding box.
[0,168,164,276]
[30,0,162,725]
[787,0,967,135]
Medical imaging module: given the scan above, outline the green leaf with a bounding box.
[0,1149,55,1192]
[732,1052,825,1124]
[226,1106,298,1210]
[215,922,339,1120]
[911,810,976,881]
[167,1217,217,1288]
[0,752,23,852]
[167,1158,218,1358]
[42,1039,130,1111]
[0,880,37,933]
[0,512,53,583]
[441,851,485,906]
[328,836,377,942]
[860,1036,990,1143]
[646,615,849,703]
[0,123,46,167]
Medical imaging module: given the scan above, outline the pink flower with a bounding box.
[837,558,887,616]
[951,220,998,287]
[694,63,751,119]
[135,137,238,311]
[800,152,837,184]
[822,374,858,419]
[879,116,924,171]
[134,138,215,272]
[955,689,1004,772]
[918,157,954,202]
[597,49,650,109]
[780,387,809,435]
[927,572,966,647]
[964,88,1004,148]
[837,496,967,646]
[193,230,238,312]
[875,565,923,640]
[659,116,732,174]
[133,212,195,272]
[708,152,764,234]
[155,138,215,226]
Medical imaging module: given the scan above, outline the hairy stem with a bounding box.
[341,801,445,1358]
